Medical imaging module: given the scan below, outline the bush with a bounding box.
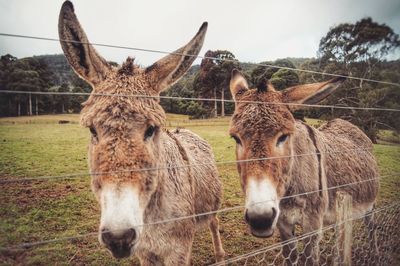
[186,101,208,119]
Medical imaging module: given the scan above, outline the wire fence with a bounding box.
[1,32,400,88]
[1,28,400,265]
[211,201,400,266]
[0,147,374,183]
[1,89,400,112]
[1,91,398,263]
[1,31,400,116]
[0,172,395,252]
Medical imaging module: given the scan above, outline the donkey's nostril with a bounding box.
[244,210,250,223]
[123,228,136,244]
[271,207,277,220]
[101,230,113,246]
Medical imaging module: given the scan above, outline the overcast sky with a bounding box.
[0,0,399,66]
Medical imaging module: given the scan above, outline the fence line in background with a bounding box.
[1,90,400,112]
[210,201,400,266]
[1,172,395,251]
[0,147,374,184]
[1,33,400,88]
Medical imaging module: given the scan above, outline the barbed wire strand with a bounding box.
[0,147,373,184]
[211,202,400,266]
[1,33,399,88]
[0,172,395,251]
[1,90,399,112]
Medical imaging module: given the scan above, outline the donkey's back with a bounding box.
[318,119,379,220]
[319,118,374,149]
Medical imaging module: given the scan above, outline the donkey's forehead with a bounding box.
[243,89,282,102]
[81,93,166,128]
[97,69,151,94]
[231,91,295,136]
[80,66,167,127]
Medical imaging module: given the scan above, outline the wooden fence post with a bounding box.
[334,191,353,266]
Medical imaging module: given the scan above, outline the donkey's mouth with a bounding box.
[108,244,135,259]
[106,241,137,259]
[110,248,131,259]
[250,227,274,238]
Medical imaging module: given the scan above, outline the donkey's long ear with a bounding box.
[282,77,346,109]
[230,69,249,101]
[58,1,110,86]
[145,22,208,94]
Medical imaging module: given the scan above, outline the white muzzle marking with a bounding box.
[100,185,143,238]
[245,178,280,227]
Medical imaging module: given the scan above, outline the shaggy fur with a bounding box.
[229,70,379,265]
[58,1,224,264]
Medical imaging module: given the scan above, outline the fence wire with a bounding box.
[1,32,400,88]
[211,202,400,266]
[1,89,400,112]
[1,172,396,252]
[0,147,374,184]
[1,26,399,266]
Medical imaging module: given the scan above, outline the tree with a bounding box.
[194,50,239,117]
[270,68,300,90]
[0,54,92,117]
[250,59,304,120]
[8,68,41,116]
[160,66,199,116]
[317,17,400,142]
[250,59,299,90]
[58,83,70,113]
[0,54,18,116]
[319,18,399,65]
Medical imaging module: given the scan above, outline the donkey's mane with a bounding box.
[117,57,139,76]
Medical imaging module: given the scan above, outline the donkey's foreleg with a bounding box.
[278,220,298,266]
[164,231,195,266]
[138,251,163,266]
[302,215,323,266]
[209,215,226,263]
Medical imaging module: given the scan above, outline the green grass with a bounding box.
[377,129,400,144]
[0,114,399,265]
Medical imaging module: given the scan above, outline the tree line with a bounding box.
[1,17,399,142]
[0,54,91,116]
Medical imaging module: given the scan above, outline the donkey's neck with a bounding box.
[143,129,193,223]
[287,121,324,196]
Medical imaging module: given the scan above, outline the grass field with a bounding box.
[0,114,399,265]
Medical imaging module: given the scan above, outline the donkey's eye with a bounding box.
[277,134,289,146]
[231,135,241,145]
[144,125,157,140]
[89,127,97,137]
[89,127,98,144]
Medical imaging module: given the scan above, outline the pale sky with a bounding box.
[0,0,399,66]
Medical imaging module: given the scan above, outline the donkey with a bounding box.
[228,69,379,265]
[58,1,225,264]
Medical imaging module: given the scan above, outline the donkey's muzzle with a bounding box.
[101,228,137,259]
[245,207,277,238]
